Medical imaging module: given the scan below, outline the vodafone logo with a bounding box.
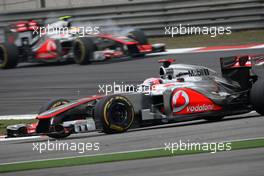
[187,104,214,113]
[171,90,189,113]
[47,40,57,52]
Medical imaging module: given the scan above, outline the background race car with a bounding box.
[6,55,264,138]
[0,17,165,69]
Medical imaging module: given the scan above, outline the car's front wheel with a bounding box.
[127,29,148,45]
[73,37,96,65]
[38,98,71,139]
[250,78,264,115]
[0,43,18,69]
[94,95,135,134]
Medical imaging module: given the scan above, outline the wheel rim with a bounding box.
[108,102,129,125]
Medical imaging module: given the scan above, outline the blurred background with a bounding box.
[0,0,263,39]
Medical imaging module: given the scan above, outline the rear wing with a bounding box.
[250,55,264,77]
[220,55,264,90]
[4,20,41,44]
[220,55,264,69]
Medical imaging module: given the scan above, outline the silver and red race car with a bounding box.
[0,17,165,69]
[6,55,264,138]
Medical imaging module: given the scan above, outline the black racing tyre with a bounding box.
[94,95,135,134]
[250,78,264,115]
[204,116,224,122]
[38,98,71,139]
[38,98,70,114]
[0,43,18,69]
[47,132,71,139]
[128,29,148,45]
[7,126,27,137]
[73,37,96,65]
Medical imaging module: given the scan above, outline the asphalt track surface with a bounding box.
[0,48,264,175]
[2,148,263,176]
[1,48,264,115]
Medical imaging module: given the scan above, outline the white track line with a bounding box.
[0,114,37,120]
[0,110,258,141]
[0,136,263,166]
[149,44,264,56]
[195,47,263,53]
[148,47,203,56]
[0,136,43,142]
[250,44,264,49]
[0,147,163,166]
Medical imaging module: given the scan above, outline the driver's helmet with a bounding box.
[143,78,162,86]
[46,16,72,29]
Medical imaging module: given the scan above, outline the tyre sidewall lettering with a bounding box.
[103,96,134,131]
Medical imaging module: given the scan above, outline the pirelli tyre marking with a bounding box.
[75,39,86,63]
[103,96,135,132]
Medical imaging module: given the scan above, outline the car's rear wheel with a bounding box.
[38,99,70,114]
[73,37,96,65]
[38,98,71,139]
[250,78,264,115]
[94,95,135,134]
[0,43,18,69]
[127,29,148,57]
[128,29,148,45]
[7,126,28,137]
